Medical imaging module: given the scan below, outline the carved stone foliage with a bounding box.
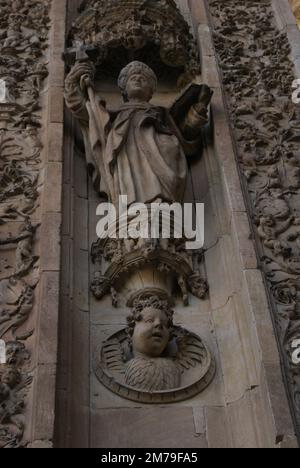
[0,342,32,448]
[0,0,50,448]
[66,0,200,87]
[93,296,215,403]
[209,0,300,437]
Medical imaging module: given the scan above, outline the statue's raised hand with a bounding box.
[65,61,95,92]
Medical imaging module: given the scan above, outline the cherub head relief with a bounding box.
[95,294,214,400]
[125,296,180,392]
[127,296,174,358]
[118,61,157,103]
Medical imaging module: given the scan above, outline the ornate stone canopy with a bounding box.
[66,0,201,87]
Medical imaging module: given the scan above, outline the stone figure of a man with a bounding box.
[65,60,212,207]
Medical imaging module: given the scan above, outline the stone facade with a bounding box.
[208,0,300,443]
[0,0,299,448]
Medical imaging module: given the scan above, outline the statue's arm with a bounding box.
[64,62,95,126]
[170,84,213,143]
[179,103,208,141]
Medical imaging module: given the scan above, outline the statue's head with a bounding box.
[118,61,157,103]
[127,296,174,358]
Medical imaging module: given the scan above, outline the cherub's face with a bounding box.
[2,369,19,388]
[125,73,153,102]
[132,308,170,358]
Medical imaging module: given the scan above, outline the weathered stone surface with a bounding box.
[40,213,61,272]
[227,391,259,449]
[32,364,57,442]
[43,162,63,213]
[205,406,231,448]
[48,123,64,162]
[37,272,60,365]
[212,298,251,404]
[90,408,208,448]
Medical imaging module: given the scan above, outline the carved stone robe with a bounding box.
[65,84,203,206]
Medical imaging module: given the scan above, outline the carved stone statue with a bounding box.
[93,296,215,403]
[65,43,214,403]
[65,60,212,207]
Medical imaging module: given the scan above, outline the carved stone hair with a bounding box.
[118,61,158,96]
[126,295,174,337]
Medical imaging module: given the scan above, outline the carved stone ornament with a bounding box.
[65,0,201,87]
[65,5,215,403]
[65,58,212,308]
[91,237,209,307]
[0,0,50,447]
[0,341,32,448]
[93,297,215,403]
[209,0,300,439]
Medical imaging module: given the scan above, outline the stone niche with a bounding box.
[53,0,298,448]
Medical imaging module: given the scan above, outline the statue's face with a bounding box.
[132,307,171,358]
[125,73,153,102]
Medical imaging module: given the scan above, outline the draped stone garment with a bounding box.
[105,103,187,206]
[65,85,201,207]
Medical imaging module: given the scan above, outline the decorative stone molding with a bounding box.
[208,0,300,439]
[0,0,51,448]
